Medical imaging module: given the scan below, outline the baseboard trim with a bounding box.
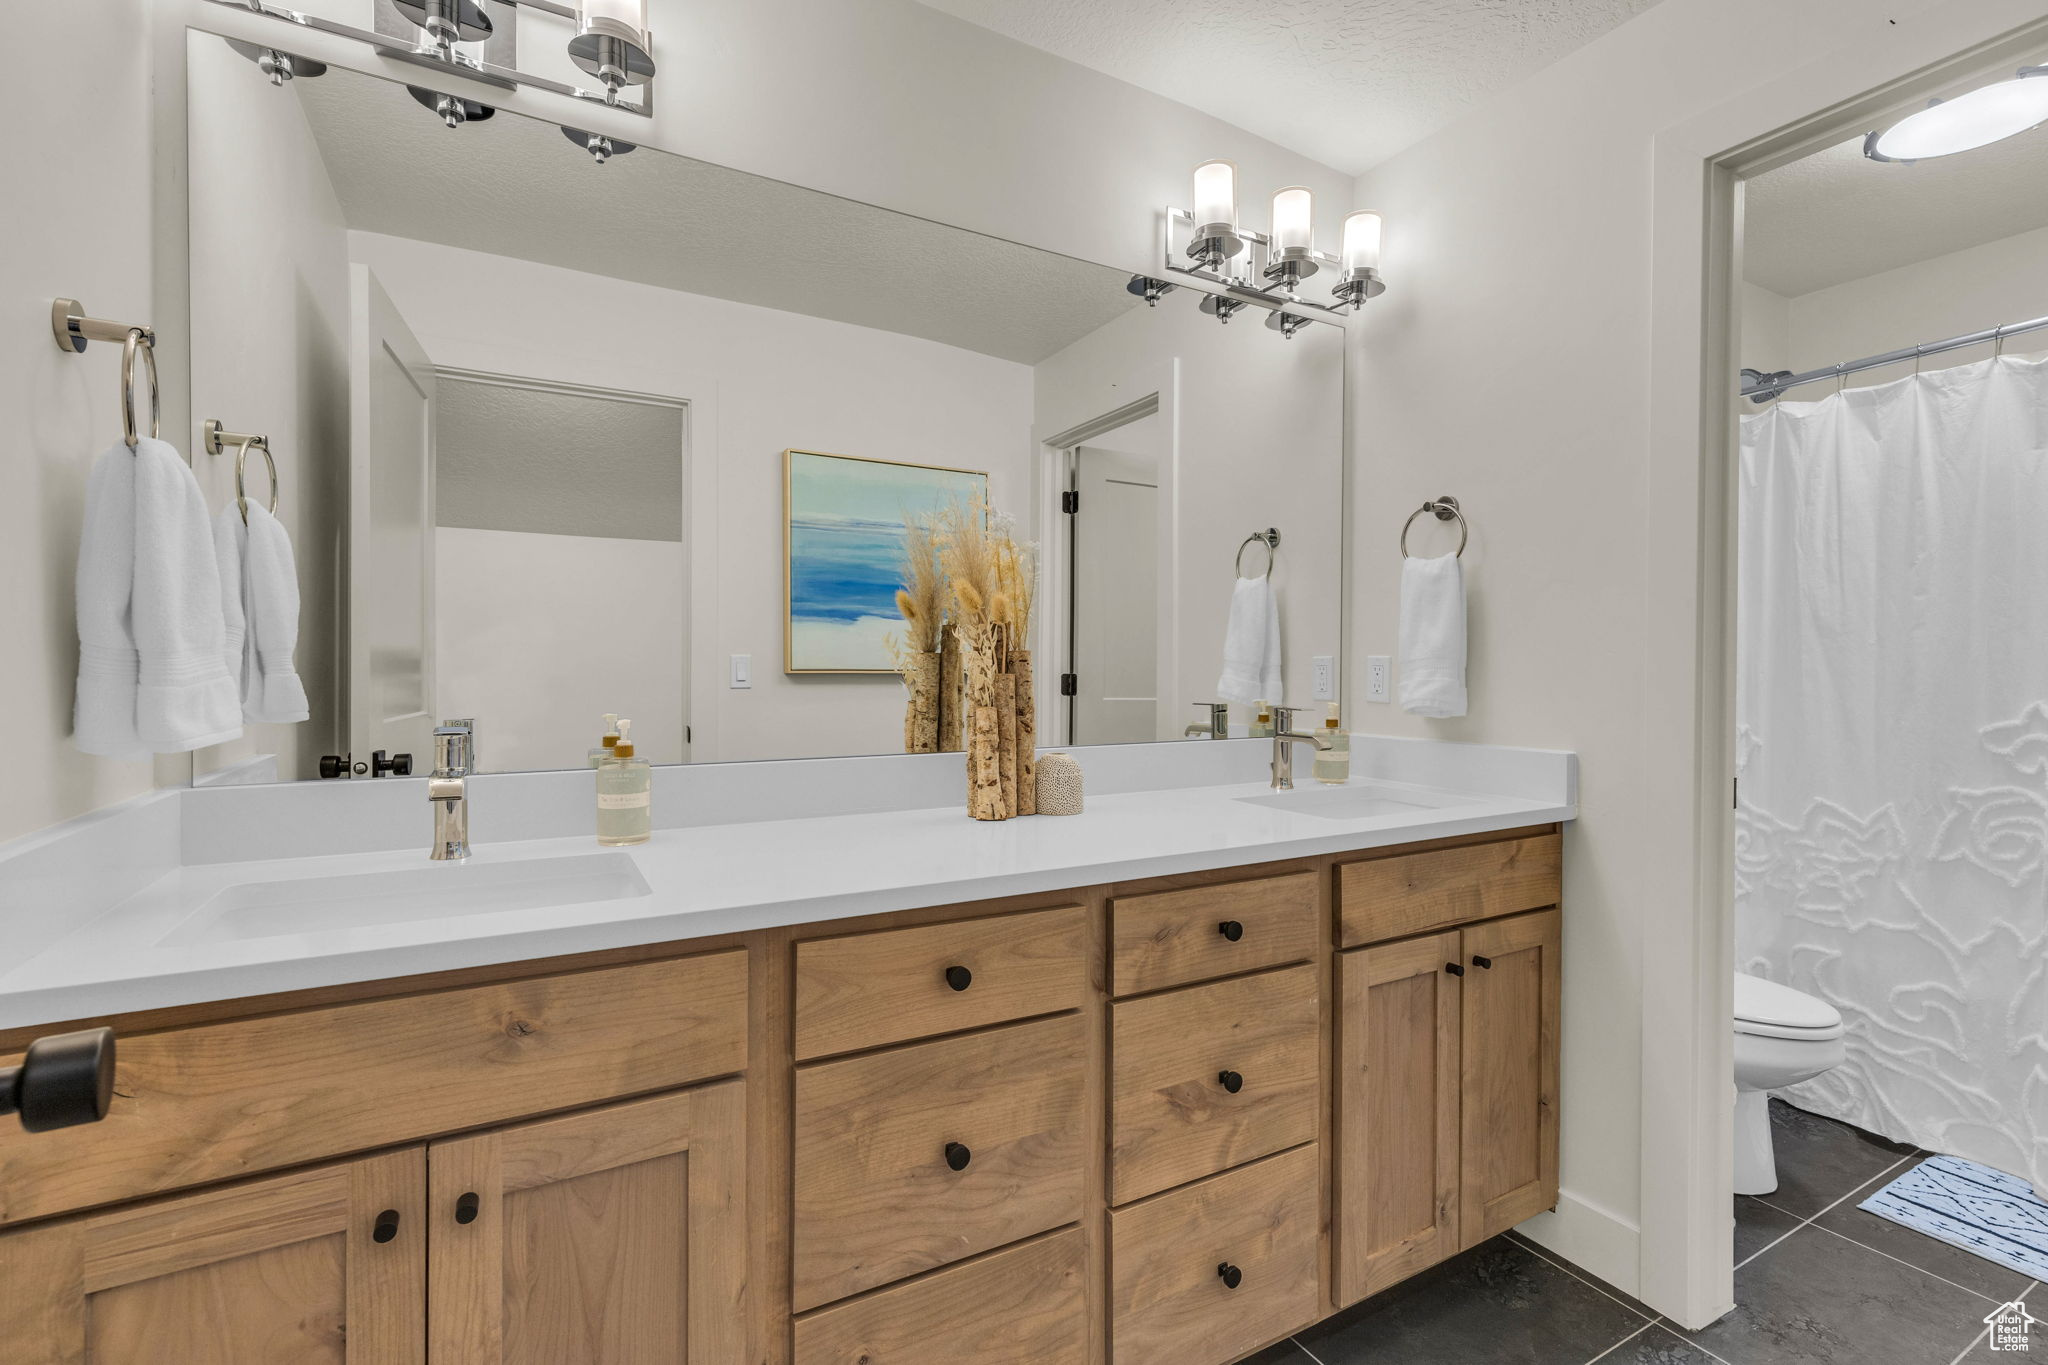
[1515,1188,1643,1300]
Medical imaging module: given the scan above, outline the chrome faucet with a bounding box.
[1269,707,1330,791]
[1184,701,1231,739]
[428,721,474,861]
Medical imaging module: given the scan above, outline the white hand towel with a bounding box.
[1216,574,1284,706]
[1399,552,1467,718]
[212,506,247,693]
[131,438,242,751]
[74,442,145,758]
[238,502,309,724]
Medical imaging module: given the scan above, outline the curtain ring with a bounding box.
[234,437,279,525]
[120,329,159,450]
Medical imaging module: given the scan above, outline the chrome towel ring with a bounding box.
[1236,528,1280,578]
[1400,496,1468,559]
[204,419,279,525]
[52,300,161,450]
[120,330,160,450]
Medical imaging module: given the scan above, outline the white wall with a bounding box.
[1341,0,1973,1300]
[186,32,353,786]
[350,231,1035,763]
[0,0,161,846]
[1035,301,1345,737]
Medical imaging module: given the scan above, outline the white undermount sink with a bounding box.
[159,852,653,946]
[1235,783,1465,821]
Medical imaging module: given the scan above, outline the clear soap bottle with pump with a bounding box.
[1313,703,1350,784]
[588,713,620,768]
[596,718,652,846]
[1251,701,1275,739]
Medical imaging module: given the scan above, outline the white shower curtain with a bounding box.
[1737,354,2048,1196]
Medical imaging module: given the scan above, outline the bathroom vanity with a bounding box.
[0,745,1569,1365]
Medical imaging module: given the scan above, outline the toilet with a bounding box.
[1733,972,1846,1196]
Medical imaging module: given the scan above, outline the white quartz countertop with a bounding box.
[0,769,1571,1030]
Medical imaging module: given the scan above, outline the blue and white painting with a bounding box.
[785,450,987,673]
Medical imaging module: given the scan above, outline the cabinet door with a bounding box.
[429,1082,745,1365]
[0,1149,423,1365]
[1337,932,1462,1306]
[1459,908,1561,1246]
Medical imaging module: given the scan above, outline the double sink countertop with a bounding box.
[0,738,1576,1030]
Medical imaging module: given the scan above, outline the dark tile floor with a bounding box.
[1242,1100,2041,1365]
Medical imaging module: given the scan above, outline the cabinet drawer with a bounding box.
[1111,871,1318,996]
[795,1228,1088,1365]
[1110,1144,1320,1365]
[794,905,1085,1060]
[0,951,748,1228]
[1110,965,1318,1204]
[793,1014,1086,1309]
[1337,832,1560,947]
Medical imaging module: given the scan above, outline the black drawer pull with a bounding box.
[944,965,973,992]
[1217,1070,1244,1094]
[1445,962,1465,976]
[454,1192,480,1225]
[944,1141,973,1172]
[372,1209,401,1243]
[0,1027,116,1133]
[1217,920,1244,942]
[1472,955,1494,969]
[1217,1261,1243,1290]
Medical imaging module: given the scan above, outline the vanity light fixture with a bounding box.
[569,0,657,106]
[562,125,637,163]
[1198,294,1251,325]
[1331,210,1386,308]
[409,83,497,128]
[1188,160,1245,266]
[392,0,494,60]
[225,39,327,85]
[1264,187,1318,289]
[1866,66,2048,161]
[1264,310,1311,339]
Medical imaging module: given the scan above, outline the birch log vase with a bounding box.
[904,652,940,753]
[1013,650,1036,815]
[939,632,964,752]
[970,707,1005,819]
[995,671,1018,816]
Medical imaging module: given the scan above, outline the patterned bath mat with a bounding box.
[1860,1154,2048,1281]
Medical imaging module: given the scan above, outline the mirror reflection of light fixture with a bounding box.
[1264,310,1311,339]
[569,0,656,106]
[408,83,497,128]
[1866,66,2048,161]
[1189,160,1244,266]
[1198,293,1250,325]
[1126,275,1179,307]
[225,38,328,85]
[562,125,637,163]
[1264,187,1318,289]
[1331,210,1386,308]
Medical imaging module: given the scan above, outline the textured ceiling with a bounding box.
[1744,128,2048,297]
[285,61,1136,365]
[913,0,1665,173]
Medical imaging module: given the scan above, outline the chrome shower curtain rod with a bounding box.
[1739,310,2048,402]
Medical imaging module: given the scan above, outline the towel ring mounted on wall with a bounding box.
[204,419,278,525]
[50,299,159,450]
[1400,496,1468,559]
[1236,528,1280,578]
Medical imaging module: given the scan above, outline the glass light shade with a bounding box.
[1872,73,2048,160]
[1342,211,1383,274]
[581,0,648,32]
[1192,160,1238,234]
[1270,187,1314,255]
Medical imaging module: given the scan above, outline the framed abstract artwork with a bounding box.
[784,449,988,673]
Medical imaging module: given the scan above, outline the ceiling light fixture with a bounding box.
[1865,66,2048,162]
[569,0,657,107]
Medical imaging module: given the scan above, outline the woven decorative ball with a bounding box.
[1035,752,1084,815]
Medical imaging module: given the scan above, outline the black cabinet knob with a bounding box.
[944,965,973,992]
[1217,920,1244,942]
[455,1192,481,1225]
[0,1027,115,1133]
[1445,962,1465,976]
[1217,1070,1244,1094]
[1472,955,1494,970]
[370,750,413,778]
[944,1141,972,1172]
[373,1209,401,1244]
[319,753,349,779]
[1217,1261,1243,1290]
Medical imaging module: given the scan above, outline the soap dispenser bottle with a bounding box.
[1313,703,1350,784]
[588,713,620,769]
[596,719,652,846]
[1251,701,1275,739]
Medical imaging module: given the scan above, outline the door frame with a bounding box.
[1645,1,2048,1328]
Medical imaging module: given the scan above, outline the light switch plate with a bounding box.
[1365,655,1391,703]
[730,654,752,689]
[1312,656,1336,701]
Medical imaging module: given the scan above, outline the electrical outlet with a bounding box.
[1365,655,1391,703]
[1312,656,1336,701]
[730,654,752,689]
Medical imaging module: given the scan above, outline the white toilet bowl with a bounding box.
[1733,972,1845,1196]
